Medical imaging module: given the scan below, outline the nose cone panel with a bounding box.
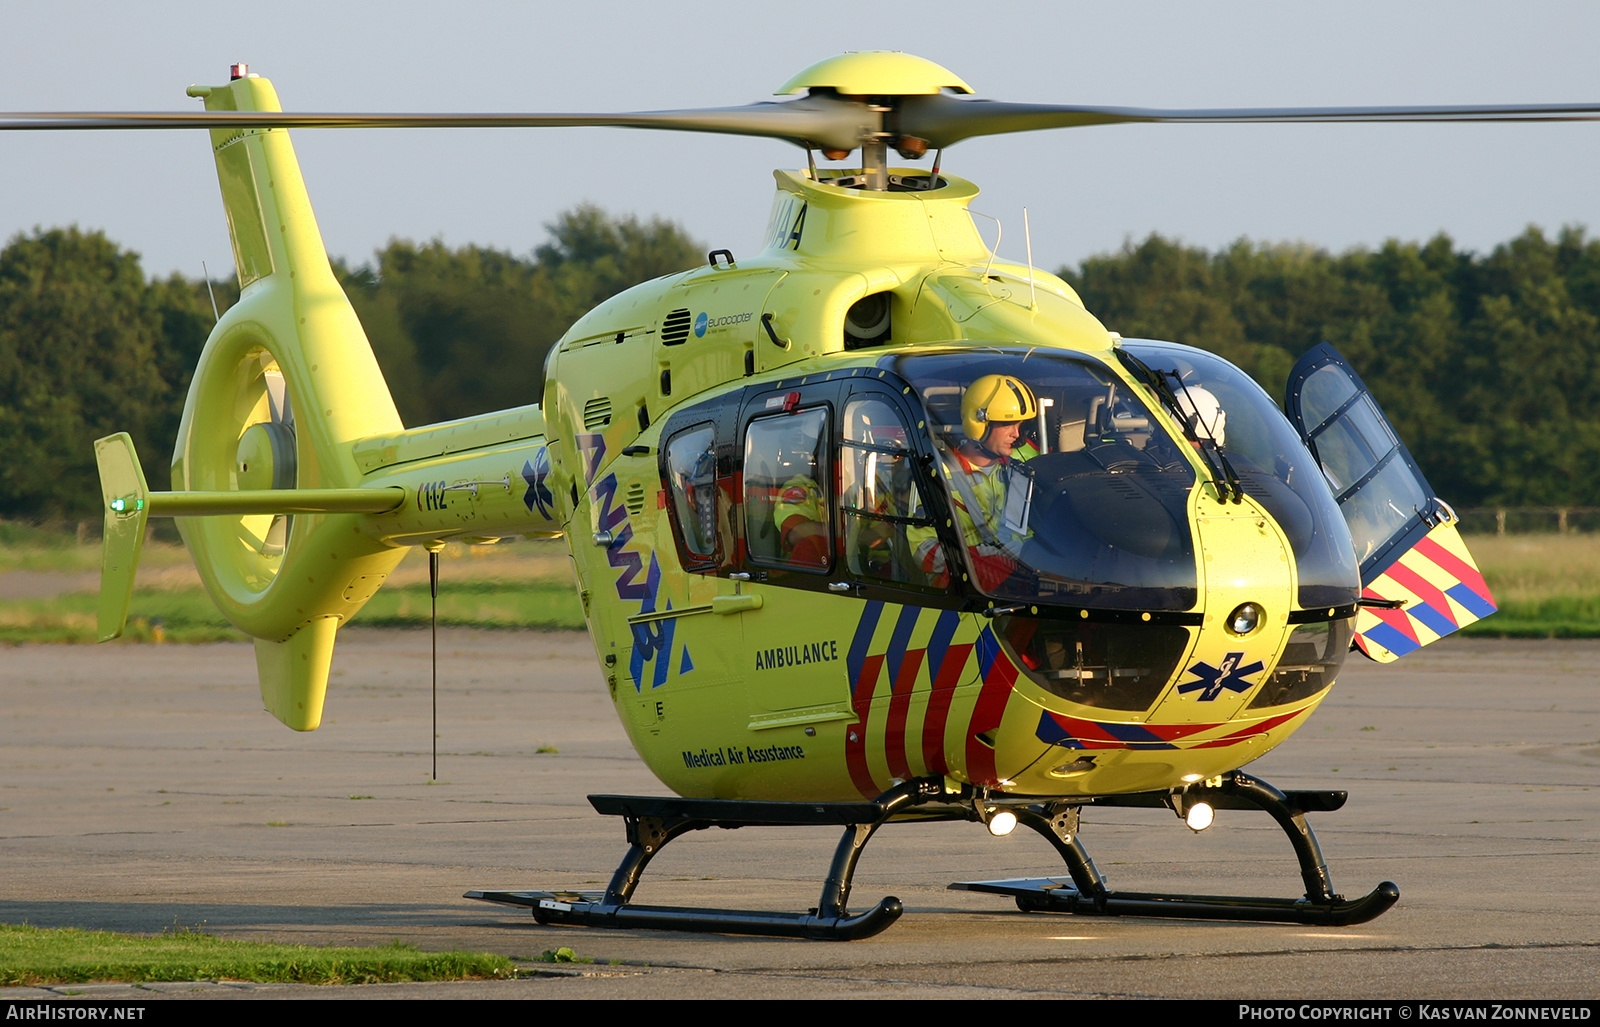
[1151,505,1293,724]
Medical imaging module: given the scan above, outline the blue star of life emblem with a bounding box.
[1178,651,1264,702]
[521,445,555,518]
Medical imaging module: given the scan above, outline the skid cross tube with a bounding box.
[468,777,949,940]
[952,771,1399,926]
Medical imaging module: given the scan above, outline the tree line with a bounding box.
[0,207,701,520]
[1061,228,1600,510]
[1,211,1594,520]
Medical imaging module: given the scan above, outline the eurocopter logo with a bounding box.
[694,311,753,338]
[1178,651,1264,702]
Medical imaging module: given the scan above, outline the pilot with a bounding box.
[911,373,1039,591]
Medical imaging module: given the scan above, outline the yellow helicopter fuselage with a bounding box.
[531,169,1324,802]
[96,71,1346,805]
[332,166,1329,803]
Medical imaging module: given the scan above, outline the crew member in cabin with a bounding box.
[773,473,830,568]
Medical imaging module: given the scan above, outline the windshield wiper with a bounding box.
[1114,349,1242,504]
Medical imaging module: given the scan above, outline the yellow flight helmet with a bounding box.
[962,373,1039,442]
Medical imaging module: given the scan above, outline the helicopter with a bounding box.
[6,50,1540,940]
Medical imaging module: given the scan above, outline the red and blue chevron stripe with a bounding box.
[1033,708,1306,750]
[842,602,1004,797]
[1355,521,1496,662]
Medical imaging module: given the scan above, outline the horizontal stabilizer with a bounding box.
[146,488,404,517]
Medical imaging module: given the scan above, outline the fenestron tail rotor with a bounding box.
[241,365,295,558]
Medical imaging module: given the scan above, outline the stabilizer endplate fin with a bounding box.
[1353,520,1497,663]
[94,432,151,642]
[254,615,340,731]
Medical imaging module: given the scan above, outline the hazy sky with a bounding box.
[5,1,1600,279]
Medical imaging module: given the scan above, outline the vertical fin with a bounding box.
[176,71,403,499]
[195,75,295,294]
[253,616,340,731]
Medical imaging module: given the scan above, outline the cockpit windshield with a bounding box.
[1119,341,1361,609]
[890,348,1200,611]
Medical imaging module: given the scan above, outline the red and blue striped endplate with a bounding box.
[1353,521,1497,664]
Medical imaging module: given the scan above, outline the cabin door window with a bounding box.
[743,408,832,572]
[838,395,938,587]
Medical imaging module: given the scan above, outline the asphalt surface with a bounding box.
[1,630,1596,1000]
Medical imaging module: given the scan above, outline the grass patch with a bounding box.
[0,923,514,987]
[1456,534,1600,637]
[0,575,585,639]
[1458,598,1600,637]
[0,521,90,573]
[0,579,584,643]
[348,579,584,631]
[0,523,191,575]
[7,524,1600,641]
[0,534,582,644]
[0,588,242,644]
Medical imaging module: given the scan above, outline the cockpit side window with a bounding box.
[839,396,940,588]
[744,408,832,572]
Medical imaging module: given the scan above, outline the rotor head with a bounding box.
[775,52,972,97]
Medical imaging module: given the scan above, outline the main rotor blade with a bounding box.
[11,92,1600,152]
[0,96,877,151]
[897,95,1600,147]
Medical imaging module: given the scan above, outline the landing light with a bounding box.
[1049,758,1095,777]
[986,810,1018,837]
[1227,602,1262,636]
[1184,801,1215,832]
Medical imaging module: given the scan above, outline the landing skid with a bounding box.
[467,771,1396,939]
[468,777,947,940]
[951,772,1398,927]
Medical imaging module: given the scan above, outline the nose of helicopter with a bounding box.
[1149,500,1294,722]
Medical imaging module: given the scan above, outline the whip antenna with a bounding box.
[201,261,220,321]
[429,547,439,781]
[1024,207,1037,310]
